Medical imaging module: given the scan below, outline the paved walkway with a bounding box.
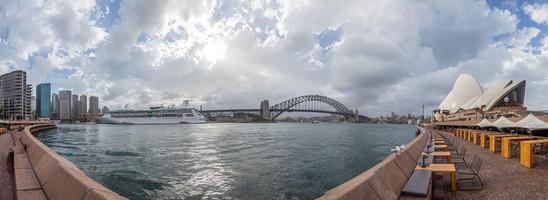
[437,130,548,200]
[0,132,14,200]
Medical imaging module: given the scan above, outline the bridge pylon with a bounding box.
[260,100,271,120]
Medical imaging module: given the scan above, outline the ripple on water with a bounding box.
[104,150,142,157]
[101,170,169,200]
[37,123,416,200]
[47,144,82,150]
[58,152,94,158]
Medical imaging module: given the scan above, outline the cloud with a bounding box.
[419,3,516,67]
[0,0,547,117]
[523,3,548,25]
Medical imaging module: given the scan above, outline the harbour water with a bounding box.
[37,123,415,199]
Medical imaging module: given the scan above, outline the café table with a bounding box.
[415,164,457,191]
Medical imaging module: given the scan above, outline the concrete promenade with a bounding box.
[0,132,15,200]
[437,129,548,200]
[1,123,126,200]
[318,127,548,199]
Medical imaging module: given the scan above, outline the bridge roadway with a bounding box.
[199,109,359,116]
[198,95,363,121]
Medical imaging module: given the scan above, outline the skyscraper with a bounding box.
[26,84,32,118]
[72,94,79,119]
[51,93,59,119]
[0,70,33,119]
[31,95,36,114]
[89,96,99,114]
[36,83,51,118]
[59,90,72,120]
[79,95,87,119]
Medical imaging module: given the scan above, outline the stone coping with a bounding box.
[316,127,430,200]
[16,124,127,200]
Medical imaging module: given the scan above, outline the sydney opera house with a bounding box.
[434,74,527,122]
[432,74,548,134]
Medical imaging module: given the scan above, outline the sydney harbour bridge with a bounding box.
[199,95,367,122]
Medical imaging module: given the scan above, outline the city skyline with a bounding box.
[0,0,547,117]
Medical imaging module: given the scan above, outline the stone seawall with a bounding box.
[317,127,430,200]
[14,124,126,200]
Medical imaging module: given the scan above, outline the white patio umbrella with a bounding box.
[515,114,548,138]
[515,114,548,130]
[476,118,495,128]
[492,116,517,129]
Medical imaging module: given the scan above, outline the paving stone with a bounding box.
[15,168,40,191]
[17,189,47,200]
[83,189,128,200]
[14,156,32,169]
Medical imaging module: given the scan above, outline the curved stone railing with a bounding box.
[15,124,126,200]
[317,127,430,200]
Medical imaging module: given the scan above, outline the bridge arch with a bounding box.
[269,95,354,120]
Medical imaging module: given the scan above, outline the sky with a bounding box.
[0,0,547,117]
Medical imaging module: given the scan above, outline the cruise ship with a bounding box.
[100,105,207,124]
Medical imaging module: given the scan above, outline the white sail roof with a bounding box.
[514,114,548,130]
[479,80,524,111]
[437,74,525,114]
[476,118,494,127]
[438,74,483,113]
[491,116,517,128]
[466,80,510,110]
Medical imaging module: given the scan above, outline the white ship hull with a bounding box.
[100,116,206,124]
[100,106,207,125]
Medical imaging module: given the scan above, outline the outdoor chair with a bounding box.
[452,146,467,165]
[457,155,483,190]
[448,143,460,154]
[447,138,454,145]
[511,140,520,150]
[533,144,548,158]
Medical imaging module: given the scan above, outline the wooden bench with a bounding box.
[520,139,548,168]
[472,130,479,144]
[501,136,545,159]
[414,164,457,192]
[489,134,519,152]
[422,152,451,163]
[479,131,498,148]
[400,170,432,199]
[433,145,447,151]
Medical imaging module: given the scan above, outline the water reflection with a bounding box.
[37,123,414,199]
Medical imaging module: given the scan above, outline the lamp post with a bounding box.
[528,124,533,141]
